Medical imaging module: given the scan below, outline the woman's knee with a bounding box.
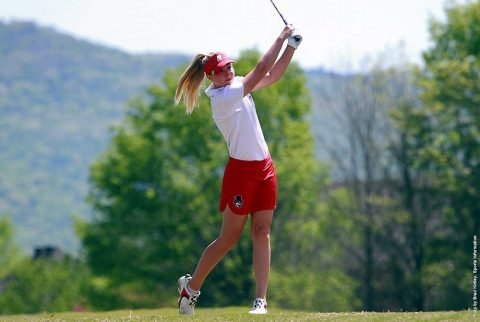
[251,224,271,242]
[218,231,242,249]
[218,205,248,250]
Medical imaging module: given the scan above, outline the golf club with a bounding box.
[269,0,301,41]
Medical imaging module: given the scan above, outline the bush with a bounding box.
[0,257,90,314]
[268,268,360,312]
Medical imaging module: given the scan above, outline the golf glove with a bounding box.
[287,34,302,49]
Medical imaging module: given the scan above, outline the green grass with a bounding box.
[0,308,473,322]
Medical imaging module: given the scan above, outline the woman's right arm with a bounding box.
[241,25,294,96]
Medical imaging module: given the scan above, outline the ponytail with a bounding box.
[175,53,211,114]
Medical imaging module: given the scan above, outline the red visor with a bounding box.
[203,52,235,75]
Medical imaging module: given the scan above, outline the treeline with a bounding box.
[1,0,479,314]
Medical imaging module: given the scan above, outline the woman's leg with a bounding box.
[250,210,273,299]
[188,204,248,292]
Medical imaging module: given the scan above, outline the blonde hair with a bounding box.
[174,53,212,114]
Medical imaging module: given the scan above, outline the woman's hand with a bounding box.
[279,24,295,41]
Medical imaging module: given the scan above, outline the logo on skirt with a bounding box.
[233,195,243,208]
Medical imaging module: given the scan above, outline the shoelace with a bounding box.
[253,299,265,309]
[189,295,198,307]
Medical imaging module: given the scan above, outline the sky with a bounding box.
[0,0,451,70]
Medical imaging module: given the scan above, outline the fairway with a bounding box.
[0,308,472,322]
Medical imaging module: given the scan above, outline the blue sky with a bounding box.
[1,0,452,69]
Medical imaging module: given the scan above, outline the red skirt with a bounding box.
[219,155,277,215]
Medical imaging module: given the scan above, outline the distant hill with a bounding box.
[306,68,349,177]
[0,20,333,252]
[0,21,190,251]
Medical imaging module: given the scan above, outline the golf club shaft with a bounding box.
[269,0,289,25]
[269,0,301,41]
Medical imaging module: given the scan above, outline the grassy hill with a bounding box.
[0,21,190,251]
[0,20,333,253]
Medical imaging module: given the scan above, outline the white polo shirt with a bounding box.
[205,76,269,161]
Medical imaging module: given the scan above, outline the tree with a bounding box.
[384,64,444,311]
[313,58,403,310]
[80,49,331,309]
[311,50,440,311]
[0,217,20,279]
[407,0,480,309]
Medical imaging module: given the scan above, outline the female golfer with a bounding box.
[174,25,302,315]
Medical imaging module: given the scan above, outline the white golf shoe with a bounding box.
[248,298,268,314]
[177,274,200,315]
